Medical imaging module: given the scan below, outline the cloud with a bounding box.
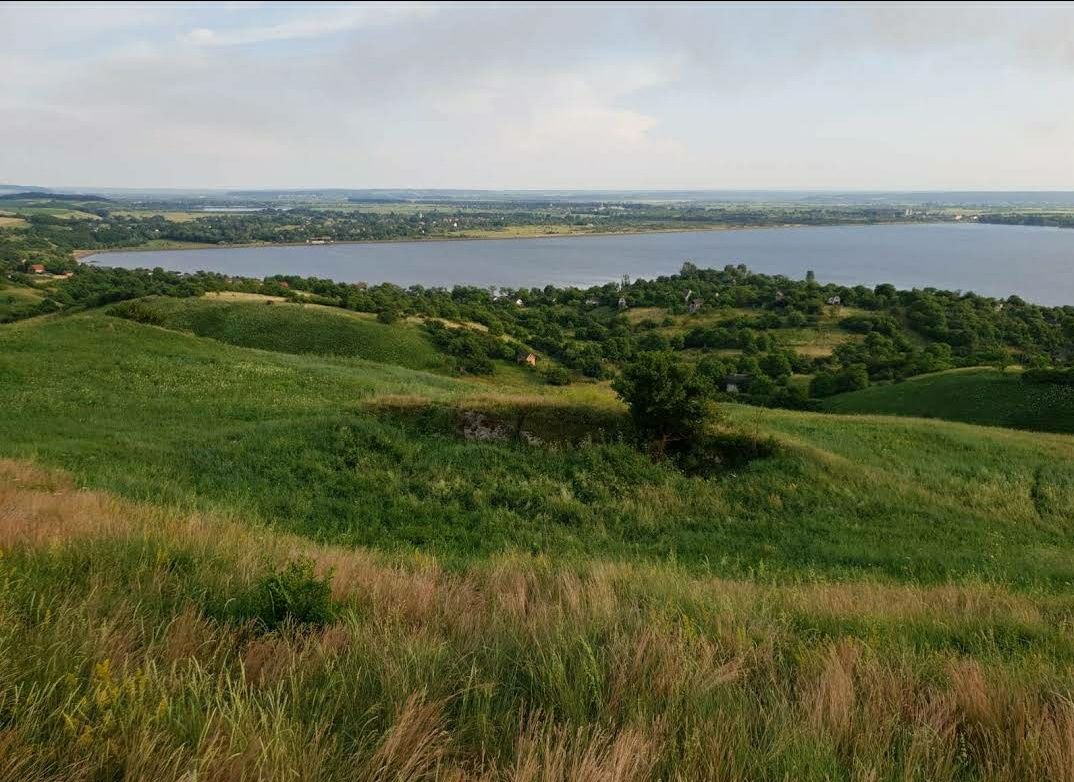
[2,2,1073,189]
[179,2,435,46]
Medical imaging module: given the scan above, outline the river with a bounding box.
[85,223,1074,306]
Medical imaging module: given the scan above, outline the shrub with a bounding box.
[108,299,168,326]
[225,559,337,631]
[613,351,712,457]
[543,365,571,385]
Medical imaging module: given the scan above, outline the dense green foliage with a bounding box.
[422,319,519,375]
[821,368,1074,434]
[613,351,712,454]
[5,255,1073,411]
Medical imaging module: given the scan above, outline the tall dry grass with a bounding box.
[2,459,1074,781]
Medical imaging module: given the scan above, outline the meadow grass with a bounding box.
[2,459,1074,781]
[112,296,454,373]
[0,205,100,219]
[0,282,46,322]
[2,313,1074,586]
[821,367,1074,434]
[107,210,209,222]
[4,309,1074,779]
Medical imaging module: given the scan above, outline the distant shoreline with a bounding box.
[76,220,947,262]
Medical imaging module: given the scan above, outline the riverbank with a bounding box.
[76,220,946,262]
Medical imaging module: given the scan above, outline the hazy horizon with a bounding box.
[3,1,1074,190]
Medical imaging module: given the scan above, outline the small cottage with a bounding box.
[826,295,841,306]
[517,352,538,366]
[30,264,45,274]
[688,298,703,313]
[584,298,600,306]
[617,297,628,310]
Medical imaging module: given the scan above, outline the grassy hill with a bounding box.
[821,367,1074,434]
[4,311,1074,779]
[0,279,48,322]
[111,295,454,373]
[3,312,1074,584]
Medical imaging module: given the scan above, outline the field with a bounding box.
[0,214,28,228]
[822,367,1074,434]
[0,280,47,322]
[3,307,1074,779]
[108,210,210,222]
[111,296,455,374]
[625,303,867,358]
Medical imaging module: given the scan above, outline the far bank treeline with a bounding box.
[7,254,1074,407]
[0,199,951,267]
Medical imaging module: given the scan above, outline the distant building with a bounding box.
[514,298,524,307]
[30,264,45,274]
[517,352,538,366]
[584,298,600,306]
[278,281,290,289]
[827,295,841,306]
[722,373,751,394]
[618,297,628,309]
[688,298,703,313]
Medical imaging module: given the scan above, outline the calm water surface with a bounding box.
[87,223,1074,306]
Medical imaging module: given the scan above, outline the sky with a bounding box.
[2,1,1073,191]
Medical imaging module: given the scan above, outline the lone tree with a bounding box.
[613,351,712,455]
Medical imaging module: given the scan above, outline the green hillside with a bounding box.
[3,313,1074,585]
[821,367,1074,434]
[5,310,1074,780]
[109,295,454,373]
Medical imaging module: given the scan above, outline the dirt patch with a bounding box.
[368,395,629,446]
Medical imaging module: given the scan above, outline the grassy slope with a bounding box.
[6,314,1074,780]
[3,313,1074,586]
[3,459,1074,781]
[0,280,45,322]
[821,367,1074,434]
[123,296,454,373]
